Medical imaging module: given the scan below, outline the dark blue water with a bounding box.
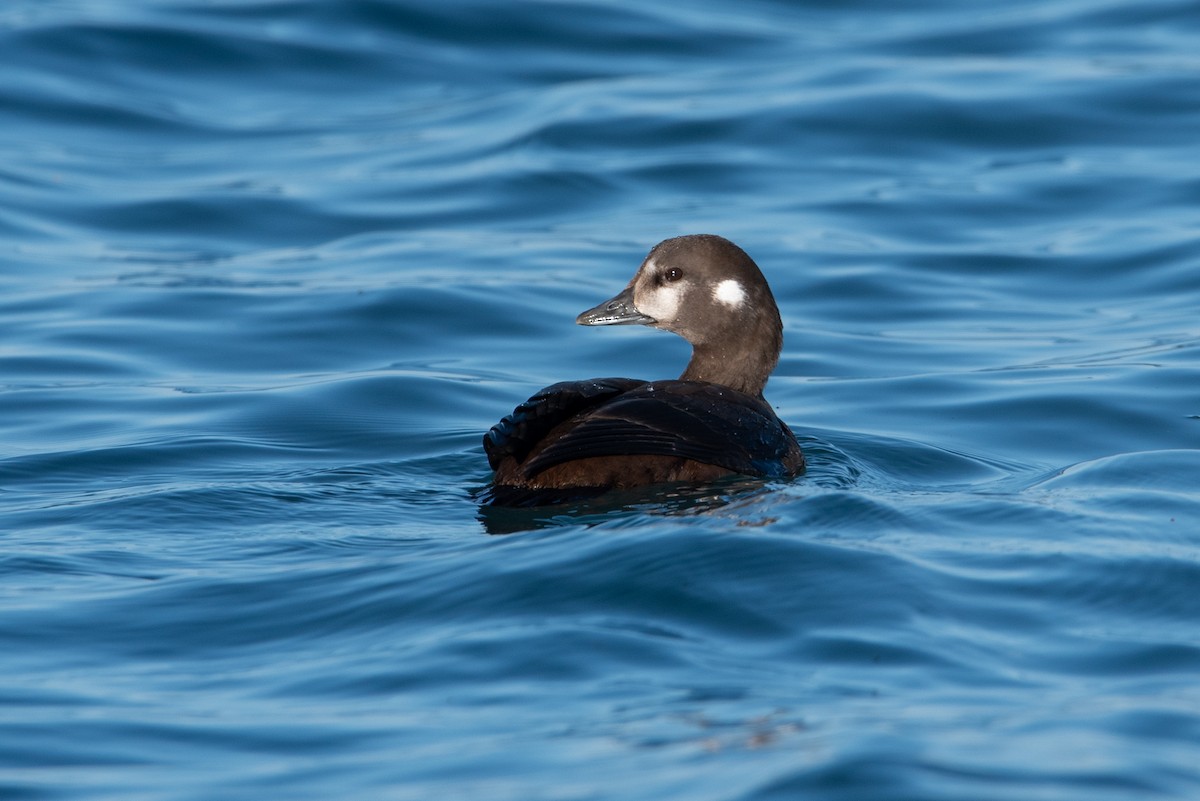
[3,1,1200,798]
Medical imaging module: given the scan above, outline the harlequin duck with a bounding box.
[483,234,804,506]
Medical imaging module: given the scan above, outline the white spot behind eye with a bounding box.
[713,279,746,308]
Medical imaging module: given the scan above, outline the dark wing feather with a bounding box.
[522,381,802,479]
[483,377,646,470]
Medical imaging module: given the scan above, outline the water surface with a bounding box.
[2,1,1199,799]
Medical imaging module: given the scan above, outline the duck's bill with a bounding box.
[576,285,655,326]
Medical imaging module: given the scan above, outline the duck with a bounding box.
[483,234,804,506]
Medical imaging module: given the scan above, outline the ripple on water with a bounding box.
[4,0,1200,799]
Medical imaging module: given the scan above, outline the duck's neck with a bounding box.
[679,334,780,398]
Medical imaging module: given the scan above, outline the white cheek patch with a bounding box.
[713,279,747,308]
[636,282,682,323]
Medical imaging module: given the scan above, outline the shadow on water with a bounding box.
[475,474,788,535]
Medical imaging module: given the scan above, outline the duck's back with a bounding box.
[484,377,804,506]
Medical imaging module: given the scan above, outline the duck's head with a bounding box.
[576,234,784,397]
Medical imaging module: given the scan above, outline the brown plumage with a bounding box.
[483,235,804,506]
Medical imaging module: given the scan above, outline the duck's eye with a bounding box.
[663,267,683,283]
